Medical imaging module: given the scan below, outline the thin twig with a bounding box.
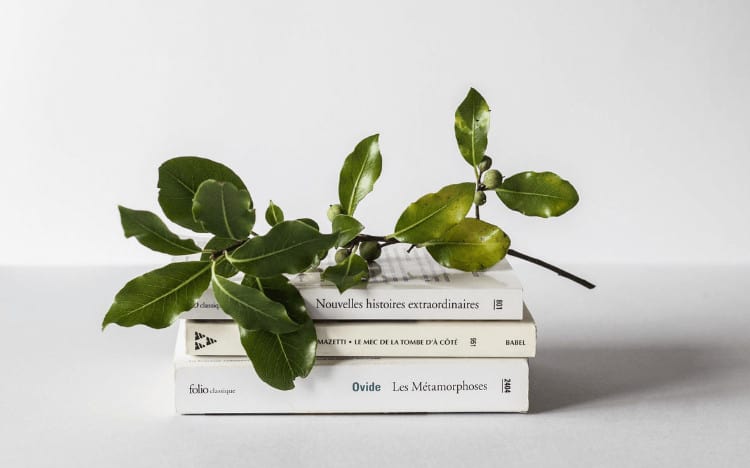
[507,249,596,289]
[209,239,248,261]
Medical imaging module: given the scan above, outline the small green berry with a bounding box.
[359,241,382,262]
[474,191,487,206]
[327,204,343,222]
[482,169,503,189]
[334,248,350,263]
[478,155,493,172]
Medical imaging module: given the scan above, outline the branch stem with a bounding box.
[349,234,399,246]
[207,233,595,289]
[209,239,248,261]
[507,249,596,289]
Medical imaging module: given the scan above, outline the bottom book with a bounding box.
[175,321,530,414]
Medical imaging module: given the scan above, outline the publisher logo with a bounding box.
[194,331,218,350]
[189,384,209,394]
[188,383,237,395]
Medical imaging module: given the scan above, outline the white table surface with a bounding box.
[1,262,748,467]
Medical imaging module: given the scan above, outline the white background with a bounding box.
[2,0,749,266]
[2,4,749,466]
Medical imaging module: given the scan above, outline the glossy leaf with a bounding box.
[200,236,239,277]
[192,180,255,240]
[118,206,201,255]
[322,254,369,293]
[496,171,579,217]
[242,275,308,323]
[332,214,364,248]
[338,134,382,215]
[237,275,316,391]
[102,261,211,329]
[211,270,299,334]
[265,200,284,226]
[389,183,475,244]
[227,220,337,277]
[158,156,247,232]
[240,320,317,390]
[454,88,490,168]
[425,218,510,271]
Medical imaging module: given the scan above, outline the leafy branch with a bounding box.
[103,87,594,390]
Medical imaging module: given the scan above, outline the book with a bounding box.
[175,322,530,414]
[180,245,524,321]
[186,305,536,357]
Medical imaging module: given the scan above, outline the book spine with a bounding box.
[186,319,536,357]
[175,357,529,414]
[181,286,523,320]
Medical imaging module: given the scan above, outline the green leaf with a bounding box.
[496,171,579,217]
[158,156,247,232]
[265,200,284,226]
[332,214,364,248]
[237,275,317,390]
[211,269,299,334]
[338,134,382,215]
[192,180,255,240]
[389,183,475,244]
[102,261,211,329]
[455,88,490,168]
[239,320,317,390]
[200,236,239,277]
[227,220,337,277]
[118,206,201,255]
[322,254,369,293]
[241,275,308,323]
[425,218,510,271]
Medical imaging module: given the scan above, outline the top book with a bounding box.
[180,245,523,321]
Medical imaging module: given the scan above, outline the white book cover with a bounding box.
[186,305,536,357]
[175,322,530,414]
[179,245,523,321]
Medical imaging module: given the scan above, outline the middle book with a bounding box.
[186,305,536,358]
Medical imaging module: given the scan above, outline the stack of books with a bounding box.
[175,246,536,413]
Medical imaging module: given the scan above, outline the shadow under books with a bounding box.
[531,344,736,413]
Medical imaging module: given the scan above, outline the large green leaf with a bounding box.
[227,220,337,277]
[238,274,317,390]
[454,88,490,168]
[242,275,308,323]
[322,253,369,293]
[425,218,510,271]
[102,261,211,329]
[265,200,284,226]
[496,171,579,217]
[389,183,475,244]
[332,214,364,248]
[211,270,299,334]
[200,236,240,277]
[118,206,201,255]
[158,156,247,232]
[239,320,317,390]
[192,180,255,239]
[338,134,382,215]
